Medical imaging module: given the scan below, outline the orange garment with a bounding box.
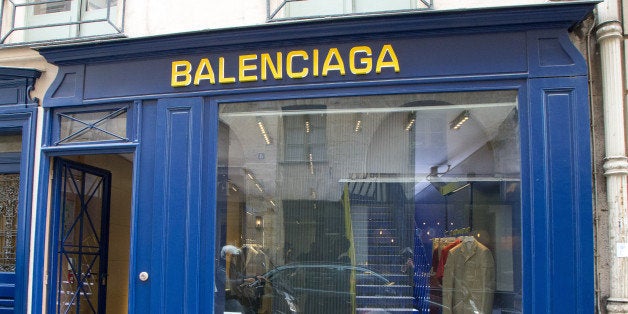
[436,238,461,281]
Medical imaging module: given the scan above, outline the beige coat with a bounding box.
[442,238,495,314]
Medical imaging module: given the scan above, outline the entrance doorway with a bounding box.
[50,154,133,314]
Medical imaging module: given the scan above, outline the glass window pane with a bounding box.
[216,91,521,314]
[285,0,347,18]
[285,132,304,145]
[0,134,21,153]
[4,0,121,44]
[0,175,19,272]
[58,108,127,144]
[86,0,118,11]
[0,132,22,272]
[354,0,414,13]
[33,0,72,15]
[282,0,418,18]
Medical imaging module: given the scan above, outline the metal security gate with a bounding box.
[53,158,111,314]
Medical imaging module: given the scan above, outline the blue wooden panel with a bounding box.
[0,152,20,174]
[149,97,203,314]
[43,65,85,107]
[0,88,19,105]
[0,67,40,106]
[81,32,527,100]
[0,287,14,299]
[0,274,15,300]
[133,100,157,313]
[527,29,588,78]
[546,91,577,310]
[0,273,15,298]
[527,77,593,314]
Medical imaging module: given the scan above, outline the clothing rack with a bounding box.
[444,226,471,237]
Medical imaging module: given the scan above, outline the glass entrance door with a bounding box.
[53,158,112,314]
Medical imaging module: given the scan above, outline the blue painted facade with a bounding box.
[0,67,40,313]
[33,2,596,313]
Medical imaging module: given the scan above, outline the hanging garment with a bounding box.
[436,238,462,282]
[442,238,495,314]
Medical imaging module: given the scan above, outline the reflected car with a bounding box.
[234,263,415,314]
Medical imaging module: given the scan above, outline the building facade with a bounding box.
[0,0,625,313]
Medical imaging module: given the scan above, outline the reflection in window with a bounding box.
[283,105,327,163]
[86,0,118,11]
[216,91,522,313]
[33,0,71,15]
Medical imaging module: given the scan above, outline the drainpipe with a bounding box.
[595,0,628,312]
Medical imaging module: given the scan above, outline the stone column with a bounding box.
[596,20,628,314]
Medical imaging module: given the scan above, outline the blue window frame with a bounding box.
[0,109,37,313]
[50,103,135,146]
[0,67,39,314]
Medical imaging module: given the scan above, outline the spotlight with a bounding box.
[450,110,470,130]
[257,119,272,145]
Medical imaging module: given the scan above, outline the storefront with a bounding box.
[32,2,595,313]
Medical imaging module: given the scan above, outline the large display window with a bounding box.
[215,90,521,313]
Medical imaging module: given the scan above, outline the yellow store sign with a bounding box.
[171,44,400,87]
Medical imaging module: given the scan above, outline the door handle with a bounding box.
[139,272,149,282]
